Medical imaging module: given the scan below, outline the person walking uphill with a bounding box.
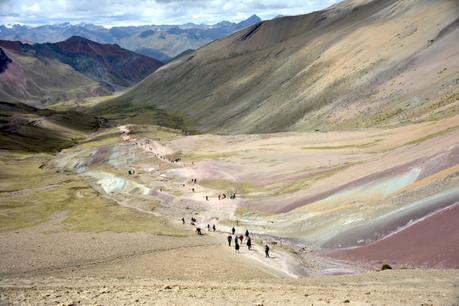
[265,244,270,258]
[227,235,232,247]
[247,237,252,251]
[245,229,249,238]
[235,241,240,253]
[232,227,236,235]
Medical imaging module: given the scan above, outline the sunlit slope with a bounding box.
[95,0,459,134]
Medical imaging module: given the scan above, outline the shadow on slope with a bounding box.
[0,101,100,152]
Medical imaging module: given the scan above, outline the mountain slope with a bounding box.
[94,0,459,134]
[0,36,163,88]
[0,45,111,107]
[0,100,99,152]
[0,37,163,106]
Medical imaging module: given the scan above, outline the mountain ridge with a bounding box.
[0,15,263,61]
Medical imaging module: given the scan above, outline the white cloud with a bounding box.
[0,0,341,27]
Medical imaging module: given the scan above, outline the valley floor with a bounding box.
[1,114,459,305]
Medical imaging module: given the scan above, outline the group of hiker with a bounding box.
[181,216,217,235]
[181,179,237,203]
[227,227,270,258]
[218,193,236,200]
[196,223,216,235]
[182,215,271,258]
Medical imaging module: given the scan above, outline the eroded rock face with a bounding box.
[0,47,12,73]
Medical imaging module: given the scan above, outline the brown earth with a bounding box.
[321,203,459,269]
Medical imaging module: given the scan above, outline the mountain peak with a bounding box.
[244,14,262,22]
[65,35,93,43]
[237,14,262,29]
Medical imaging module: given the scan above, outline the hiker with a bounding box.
[192,188,195,193]
[222,194,226,199]
[207,224,211,231]
[212,224,216,232]
[245,229,249,238]
[239,234,243,244]
[235,241,240,252]
[218,194,221,200]
[265,244,270,258]
[247,237,252,251]
[232,227,236,235]
[227,235,232,246]
[205,196,209,201]
[181,217,185,224]
[196,227,202,235]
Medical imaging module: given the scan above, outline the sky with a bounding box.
[0,0,340,27]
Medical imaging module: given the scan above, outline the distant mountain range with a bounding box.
[0,15,262,62]
[0,36,163,106]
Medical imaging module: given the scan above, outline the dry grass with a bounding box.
[0,152,187,236]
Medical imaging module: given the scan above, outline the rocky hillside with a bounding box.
[94,0,459,134]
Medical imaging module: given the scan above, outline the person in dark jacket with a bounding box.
[232,227,236,235]
[247,237,252,251]
[265,244,270,258]
[227,235,232,247]
[212,224,216,232]
[235,241,240,252]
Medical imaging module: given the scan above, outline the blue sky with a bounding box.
[0,0,340,27]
